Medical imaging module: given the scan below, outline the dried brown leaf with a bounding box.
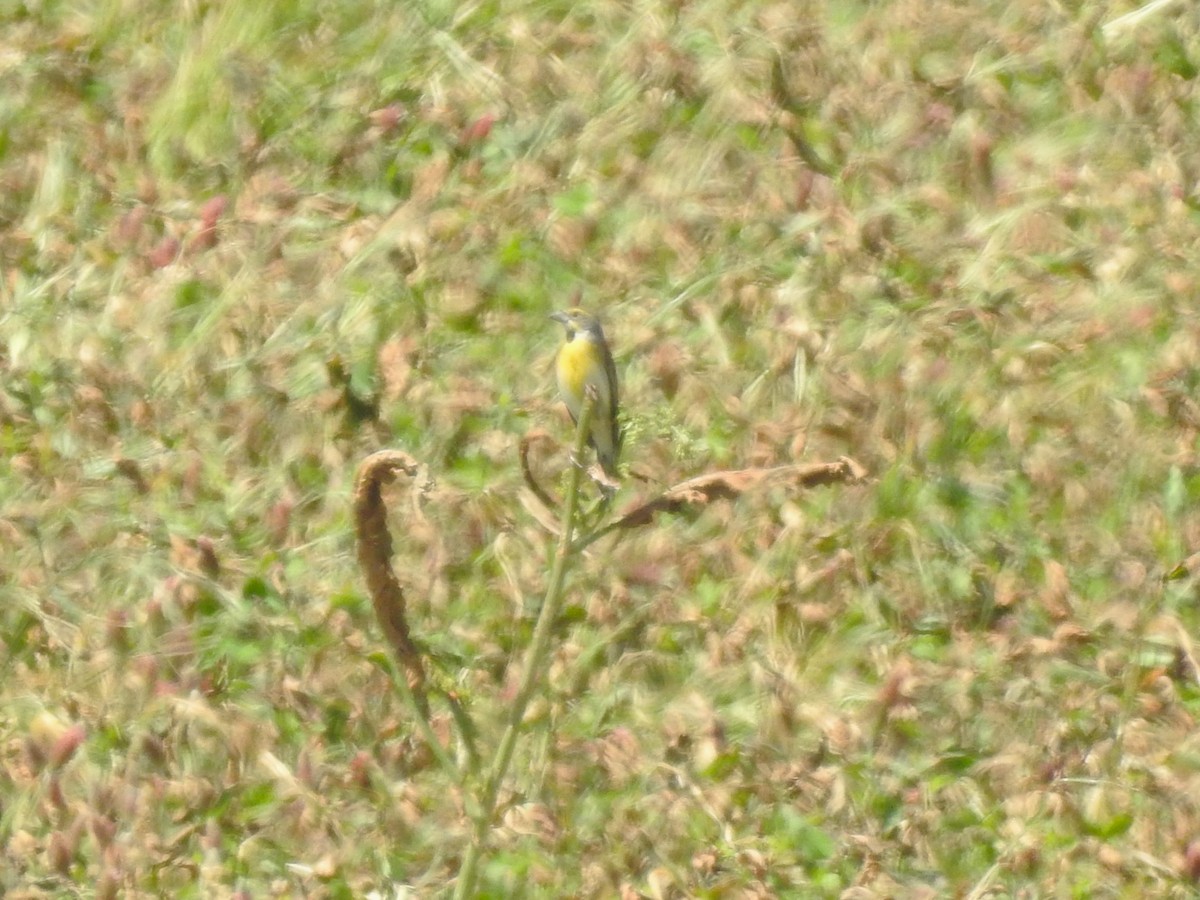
[378,335,419,401]
[1039,559,1073,620]
[993,568,1021,608]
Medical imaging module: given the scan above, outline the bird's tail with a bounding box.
[597,447,619,480]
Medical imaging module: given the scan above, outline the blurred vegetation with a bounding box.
[4,0,1200,896]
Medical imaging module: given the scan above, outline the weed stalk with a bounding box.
[453,392,597,898]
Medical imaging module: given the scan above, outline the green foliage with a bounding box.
[4,0,1200,896]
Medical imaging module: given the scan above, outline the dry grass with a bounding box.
[4,0,1200,896]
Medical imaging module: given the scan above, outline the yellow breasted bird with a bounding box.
[550,308,621,479]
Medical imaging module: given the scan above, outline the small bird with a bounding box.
[550,308,621,479]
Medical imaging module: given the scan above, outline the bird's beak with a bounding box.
[549,311,569,325]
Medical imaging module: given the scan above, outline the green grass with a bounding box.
[5,0,1200,896]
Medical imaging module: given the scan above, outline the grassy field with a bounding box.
[5,0,1200,896]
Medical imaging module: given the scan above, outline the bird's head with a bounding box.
[550,308,603,341]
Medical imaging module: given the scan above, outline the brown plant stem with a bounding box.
[573,455,867,551]
[353,450,429,716]
[519,428,559,512]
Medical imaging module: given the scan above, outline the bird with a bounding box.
[550,308,621,480]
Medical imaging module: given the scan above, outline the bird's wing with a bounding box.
[601,341,621,450]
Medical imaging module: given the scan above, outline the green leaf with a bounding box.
[552,183,593,217]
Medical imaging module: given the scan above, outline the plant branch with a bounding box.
[572,456,867,552]
[453,392,596,899]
